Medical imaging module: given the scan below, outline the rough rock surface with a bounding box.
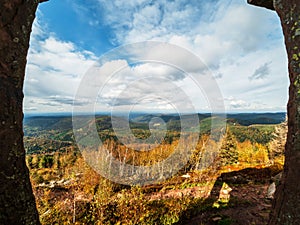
[247,0,275,10]
[248,0,300,224]
[0,1,40,224]
[270,1,300,224]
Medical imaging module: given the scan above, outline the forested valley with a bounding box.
[24,113,286,224]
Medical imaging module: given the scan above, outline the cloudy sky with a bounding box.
[24,0,289,114]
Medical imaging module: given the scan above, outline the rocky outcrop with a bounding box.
[270,2,300,223]
[0,1,40,224]
[248,0,300,224]
[247,0,275,10]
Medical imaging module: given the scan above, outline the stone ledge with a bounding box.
[247,0,275,11]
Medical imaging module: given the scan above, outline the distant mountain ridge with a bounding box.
[129,112,285,126]
[24,112,286,132]
[226,112,286,126]
[23,112,285,154]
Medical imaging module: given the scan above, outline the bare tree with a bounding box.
[248,0,300,224]
[268,119,287,161]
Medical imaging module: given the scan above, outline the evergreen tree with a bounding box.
[219,129,239,166]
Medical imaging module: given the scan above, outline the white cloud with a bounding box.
[25,0,288,113]
[24,18,97,113]
[93,62,197,111]
[69,55,214,113]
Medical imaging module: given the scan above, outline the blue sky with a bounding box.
[24,0,289,113]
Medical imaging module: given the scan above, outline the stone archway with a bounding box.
[0,1,299,224]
